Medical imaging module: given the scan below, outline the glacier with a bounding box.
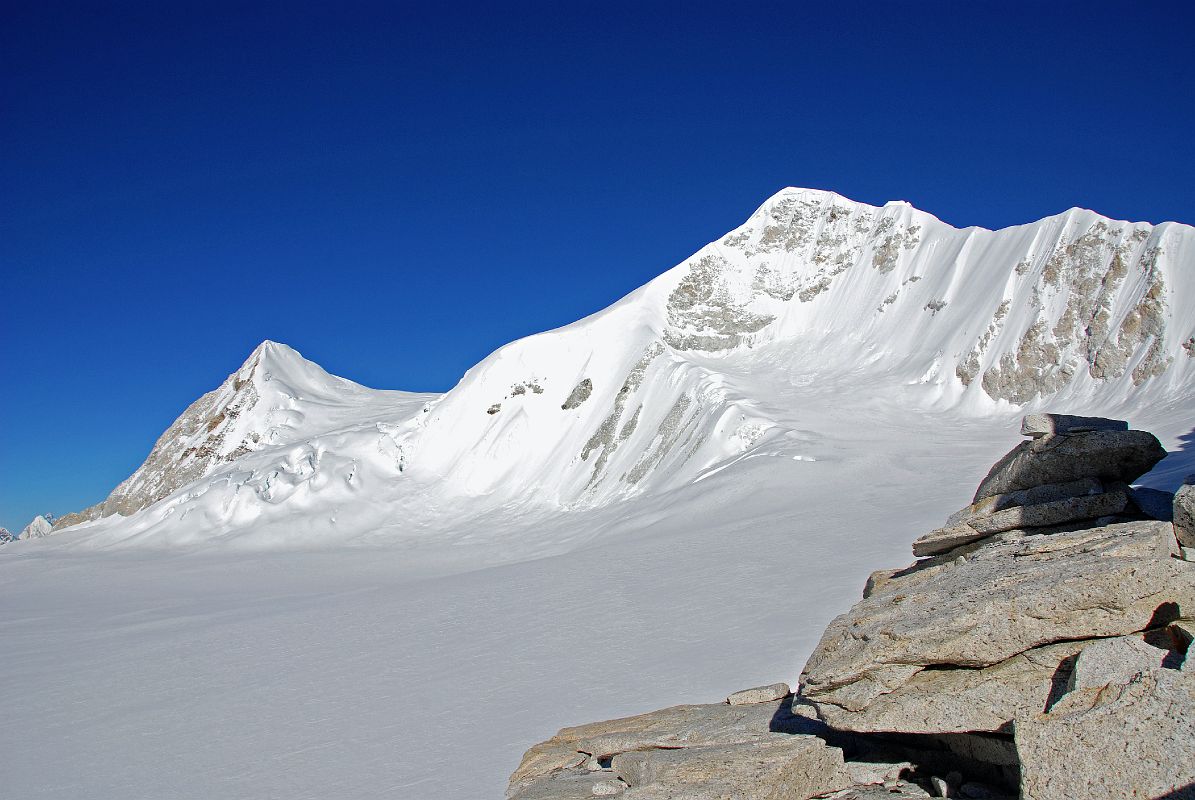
[1,188,1192,799]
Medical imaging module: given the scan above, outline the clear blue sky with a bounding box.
[3,1,1194,531]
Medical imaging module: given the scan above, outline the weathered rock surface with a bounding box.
[945,478,1102,528]
[507,699,820,796]
[509,771,623,800]
[1015,662,1195,799]
[971,429,1165,503]
[812,640,1087,734]
[913,488,1129,557]
[821,784,933,799]
[1019,413,1127,438]
[802,520,1192,725]
[1176,476,1195,548]
[911,525,990,558]
[610,735,852,800]
[964,490,1127,535]
[1066,634,1172,692]
[727,683,790,705]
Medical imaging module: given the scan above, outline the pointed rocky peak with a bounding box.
[228,340,359,401]
[19,515,55,540]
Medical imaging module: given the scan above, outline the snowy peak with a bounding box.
[654,188,1192,406]
[18,515,55,540]
[53,341,420,530]
[43,190,1195,547]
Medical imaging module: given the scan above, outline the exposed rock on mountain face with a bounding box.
[508,415,1193,799]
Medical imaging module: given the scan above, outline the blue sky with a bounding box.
[3,0,1194,531]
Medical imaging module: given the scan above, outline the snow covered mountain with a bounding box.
[52,341,435,531]
[45,188,1195,547]
[17,514,55,540]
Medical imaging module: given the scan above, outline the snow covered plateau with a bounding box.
[3,188,1193,799]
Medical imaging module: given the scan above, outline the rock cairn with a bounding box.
[507,414,1194,799]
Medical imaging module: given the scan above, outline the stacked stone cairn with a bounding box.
[507,414,1195,800]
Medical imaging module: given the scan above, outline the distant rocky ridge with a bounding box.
[507,414,1195,799]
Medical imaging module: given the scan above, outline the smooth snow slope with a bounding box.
[2,189,1193,800]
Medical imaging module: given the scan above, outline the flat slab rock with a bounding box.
[971,429,1165,503]
[946,478,1102,528]
[507,698,827,796]
[1015,638,1195,799]
[507,698,856,800]
[1019,413,1127,438]
[1066,633,1173,692]
[800,520,1194,729]
[812,639,1089,734]
[913,489,1127,557]
[611,735,852,799]
[727,683,790,705]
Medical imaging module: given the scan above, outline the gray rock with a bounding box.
[946,478,1102,527]
[965,490,1127,535]
[1016,665,1195,799]
[912,525,989,558]
[590,778,626,796]
[1019,413,1127,438]
[510,770,625,800]
[1128,486,1175,521]
[561,378,594,411]
[1066,634,1171,691]
[958,782,1004,799]
[1175,476,1195,547]
[971,430,1165,503]
[801,521,1193,727]
[507,699,817,795]
[831,783,933,799]
[845,760,915,786]
[863,568,899,598]
[928,775,950,798]
[811,640,1087,734]
[726,683,790,705]
[612,735,852,800]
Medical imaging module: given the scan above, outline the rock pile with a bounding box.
[507,414,1194,799]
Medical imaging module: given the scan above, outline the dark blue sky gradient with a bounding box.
[3,1,1194,530]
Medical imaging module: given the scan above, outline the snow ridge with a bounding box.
[35,189,1195,547]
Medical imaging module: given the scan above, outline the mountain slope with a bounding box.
[401,187,1194,504]
[43,189,1195,546]
[53,341,435,530]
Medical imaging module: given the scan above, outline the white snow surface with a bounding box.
[3,188,1193,799]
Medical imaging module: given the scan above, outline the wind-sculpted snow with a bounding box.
[38,188,1195,546]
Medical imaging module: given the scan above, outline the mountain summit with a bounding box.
[46,189,1195,545]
